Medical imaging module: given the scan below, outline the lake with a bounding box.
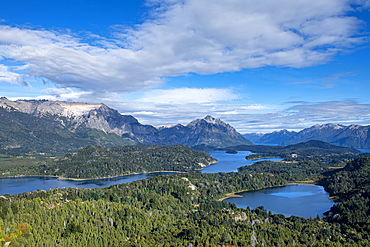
[0,150,334,218]
[225,184,334,218]
[201,151,282,173]
[0,151,278,195]
[0,172,176,195]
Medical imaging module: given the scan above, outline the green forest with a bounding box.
[1,150,370,246]
[0,145,216,179]
[0,107,135,157]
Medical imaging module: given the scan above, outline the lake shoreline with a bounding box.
[288,180,318,185]
[0,160,218,181]
[0,170,187,182]
[218,180,328,202]
[218,184,289,202]
[57,170,187,181]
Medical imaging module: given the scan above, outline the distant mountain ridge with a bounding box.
[0,105,130,156]
[0,97,170,145]
[0,97,252,154]
[157,115,253,147]
[245,123,370,148]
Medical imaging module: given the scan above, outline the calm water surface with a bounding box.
[1,151,278,195]
[0,172,175,195]
[0,150,335,218]
[202,151,282,173]
[225,184,334,218]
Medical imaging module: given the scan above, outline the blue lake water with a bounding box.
[0,150,335,218]
[225,184,334,218]
[0,172,176,195]
[0,151,276,195]
[201,151,282,173]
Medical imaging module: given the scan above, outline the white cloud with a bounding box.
[0,64,29,86]
[137,88,238,104]
[8,87,370,133]
[0,0,368,95]
[234,100,370,133]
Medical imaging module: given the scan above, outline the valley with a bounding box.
[0,98,370,246]
[1,1,370,245]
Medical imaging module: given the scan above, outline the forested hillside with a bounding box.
[1,158,370,246]
[0,145,216,179]
[324,155,370,237]
[1,154,370,245]
[0,171,343,246]
[1,139,369,245]
[0,106,134,156]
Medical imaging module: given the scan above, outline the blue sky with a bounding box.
[0,0,370,133]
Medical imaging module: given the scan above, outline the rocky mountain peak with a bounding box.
[347,124,361,130]
[0,98,254,148]
[188,115,226,128]
[204,115,217,123]
[155,124,181,130]
[0,98,104,119]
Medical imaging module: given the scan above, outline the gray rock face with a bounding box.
[158,115,253,147]
[0,98,251,147]
[0,97,169,144]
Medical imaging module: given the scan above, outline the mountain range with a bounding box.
[244,123,370,149]
[2,97,368,154]
[0,97,252,155]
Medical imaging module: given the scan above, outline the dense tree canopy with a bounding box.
[0,145,369,245]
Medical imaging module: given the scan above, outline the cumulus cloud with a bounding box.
[234,100,370,133]
[122,99,370,133]
[9,86,370,133]
[0,64,29,86]
[0,0,368,94]
[137,88,239,104]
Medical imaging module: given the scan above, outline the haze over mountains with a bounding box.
[244,123,370,149]
[1,97,368,155]
[0,98,252,155]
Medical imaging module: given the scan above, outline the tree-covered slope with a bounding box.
[37,145,217,179]
[323,155,370,238]
[0,106,135,156]
[1,98,253,148]
[1,153,370,245]
[325,155,370,196]
[0,106,94,156]
[1,169,368,246]
[195,140,360,158]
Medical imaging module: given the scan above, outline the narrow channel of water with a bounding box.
[201,151,282,173]
[0,172,176,195]
[0,151,279,195]
[0,150,336,219]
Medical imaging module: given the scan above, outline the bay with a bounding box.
[225,184,334,218]
[0,150,335,219]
